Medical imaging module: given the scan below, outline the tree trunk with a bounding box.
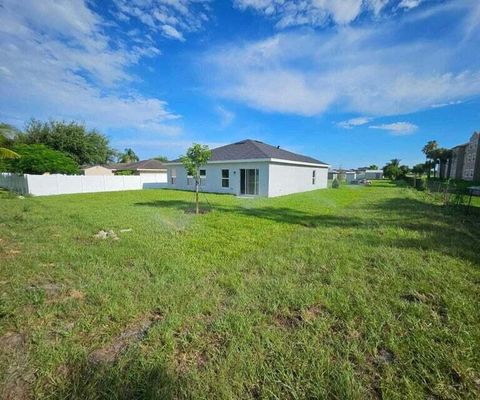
[195,179,199,214]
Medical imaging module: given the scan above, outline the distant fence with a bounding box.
[0,173,167,196]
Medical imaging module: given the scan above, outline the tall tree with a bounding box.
[181,144,212,214]
[436,148,452,180]
[368,164,379,170]
[18,119,116,165]
[118,148,139,163]
[382,159,402,179]
[422,140,438,178]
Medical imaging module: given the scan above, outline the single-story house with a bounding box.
[165,139,329,197]
[81,163,125,176]
[345,171,357,183]
[82,160,167,182]
[328,169,339,180]
[357,169,383,180]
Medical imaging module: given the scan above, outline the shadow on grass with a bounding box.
[52,360,178,400]
[135,199,365,228]
[135,196,480,265]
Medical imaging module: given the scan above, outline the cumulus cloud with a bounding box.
[234,0,389,27]
[0,0,180,135]
[205,1,480,117]
[338,117,371,129]
[114,0,211,41]
[369,122,418,135]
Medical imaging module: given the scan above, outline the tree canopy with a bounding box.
[16,119,116,165]
[5,144,79,175]
[118,148,139,163]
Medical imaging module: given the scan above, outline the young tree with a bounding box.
[181,144,212,214]
[5,144,79,174]
[18,119,116,165]
[118,148,139,163]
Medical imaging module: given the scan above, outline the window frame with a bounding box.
[221,169,229,188]
[312,170,316,185]
[170,168,177,185]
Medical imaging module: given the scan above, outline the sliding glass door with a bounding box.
[240,169,259,195]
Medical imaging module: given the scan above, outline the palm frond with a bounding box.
[0,147,20,159]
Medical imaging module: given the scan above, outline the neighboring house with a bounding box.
[328,169,338,180]
[81,160,167,182]
[445,132,480,181]
[81,163,126,176]
[119,159,167,182]
[165,139,329,197]
[345,171,357,183]
[358,169,383,180]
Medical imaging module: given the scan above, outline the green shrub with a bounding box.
[5,144,79,175]
[332,178,340,189]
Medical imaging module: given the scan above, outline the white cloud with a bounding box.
[398,0,422,10]
[205,1,480,117]
[0,0,180,135]
[114,0,211,41]
[234,0,389,27]
[338,117,371,129]
[216,106,236,128]
[369,122,418,135]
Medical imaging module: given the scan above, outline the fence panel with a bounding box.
[0,173,167,196]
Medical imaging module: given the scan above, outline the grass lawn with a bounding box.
[1,182,479,399]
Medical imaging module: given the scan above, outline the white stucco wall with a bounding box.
[167,162,270,197]
[166,161,328,197]
[82,166,115,176]
[138,171,167,182]
[268,162,328,197]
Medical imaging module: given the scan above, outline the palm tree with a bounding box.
[436,148,452,180]
[0,126,19,159]
[422,140,438,178]
[118,148,139,163]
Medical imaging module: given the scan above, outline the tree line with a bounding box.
[0,120,168,174]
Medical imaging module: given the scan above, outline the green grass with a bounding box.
[1,182,479,399]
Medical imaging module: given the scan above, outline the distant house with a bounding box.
[358,169,383,180]
[345,171,357,183]
[81,163,125,176]
[81,159,167,182]
[328,169,339,180]
[165,139,329,197]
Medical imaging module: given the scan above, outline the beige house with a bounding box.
[82,160,167,182]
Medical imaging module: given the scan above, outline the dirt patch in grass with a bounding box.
[273,304,329,328]
[88,310,163,364]
[401,291,449,323]
[0,332,34,400]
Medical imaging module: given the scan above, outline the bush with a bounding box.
[5,144,79,175]
[332,178,340,189]
[115,170,135,176]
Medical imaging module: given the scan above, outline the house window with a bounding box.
[200,169,206,186]
[312,170,316,184]
[221,169,229,188]
[171,168,176,184]
[187,174,193,185]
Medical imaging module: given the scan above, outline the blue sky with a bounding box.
[0,0,479,168]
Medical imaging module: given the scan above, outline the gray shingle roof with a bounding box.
[172,140,328,165]
[120,159,166,170]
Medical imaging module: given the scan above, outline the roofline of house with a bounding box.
[165,158,330,168]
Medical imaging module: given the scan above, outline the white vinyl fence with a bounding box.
[0,173,167,196]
